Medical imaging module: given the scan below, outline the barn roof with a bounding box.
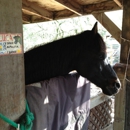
[22,0,122,24]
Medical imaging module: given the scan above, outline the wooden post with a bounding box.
[93,13,121,43]
[114,0,130,129]
[0,0,25,130]
[114,78,126,130]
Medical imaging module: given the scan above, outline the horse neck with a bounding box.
[48,35,81,70]
[24,34,82,84]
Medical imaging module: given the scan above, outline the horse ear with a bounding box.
[92,22,98,34]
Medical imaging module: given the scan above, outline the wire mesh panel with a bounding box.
[88,98,112,130]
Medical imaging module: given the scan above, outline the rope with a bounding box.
[20,100,34,130]
[0,100,34,130]
[0,113,18,128]
[121,36,130,83]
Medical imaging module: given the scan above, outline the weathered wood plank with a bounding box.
[93,12,121,43]
[122,0,130,129]
[113,0,123,8]
[31,16,52,23]
[114,0,130,129]
[56,0,83,15]
[83,0,120,14]
[120,0,130,64]
[54,1,120,21]
[75,0,108,5]
[114,80,126,130]
[22,9,52,23]
[0,0,25,129]
[113,64,125,130]
[22,0,121,23]
[22,0,54,20]
[54,10,77,20]
[22,6,53,21]
[125,80,130,130]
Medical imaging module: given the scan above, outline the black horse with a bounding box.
[24,22,121,96]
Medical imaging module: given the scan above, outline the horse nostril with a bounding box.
[116,83,120,88]
[115,82,120,88]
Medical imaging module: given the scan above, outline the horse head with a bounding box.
[76,22,121,96]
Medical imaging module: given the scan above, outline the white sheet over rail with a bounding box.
[26,73,90,130]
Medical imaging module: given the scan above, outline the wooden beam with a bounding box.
[113,64,126,130]
[56,0,83,15]
[114,0,130,129]
[0,0,25,129]
[22,9,52,20]
[125,80,130,130]
[54,1,121,21]
[22,0,53,20]
[31,16,53,23]
[120,1,130,64]
[93,13,121,43]
[54,10,78,20]
[23,0,66,11]
[75,0,109,5]
[21,0,121,23]
[113,80,126,130]
[22,4,53,21]
[121,0,130,129]
[113,0,123,8]
[22,8,52,23]
[23,20,30,24]
[84,1,120,14]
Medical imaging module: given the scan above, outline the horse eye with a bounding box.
[99,54,103,60]
[98,53,106,60]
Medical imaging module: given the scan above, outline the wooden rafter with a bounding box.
[54,10,77,20]
[22,0,53,21]
[114,0,130,130]
[75,0,109,5]
[23,20,30,24]
[22,8,53,21]
[54,1,121,20]
[93,13,121,43]
[84,0,120,14]
[113,0,123,8]
[31,16,53,23]
[56,0,83,15]
[21,0,121,23]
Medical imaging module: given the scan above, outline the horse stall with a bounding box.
[0,0,130,130]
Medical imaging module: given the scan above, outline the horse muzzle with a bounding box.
[102,78,121,96]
